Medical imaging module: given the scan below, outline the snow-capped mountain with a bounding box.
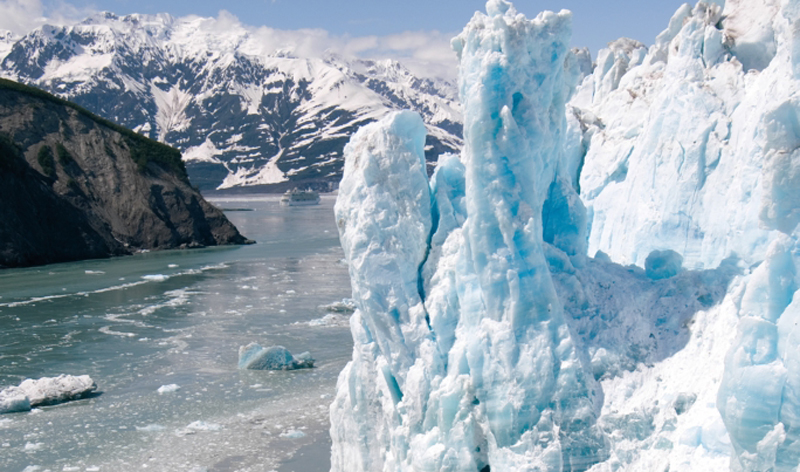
[0,13,462,191]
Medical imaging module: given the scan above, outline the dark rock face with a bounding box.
[0,79,249,268]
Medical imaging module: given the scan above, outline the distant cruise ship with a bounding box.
[279,189,321,206]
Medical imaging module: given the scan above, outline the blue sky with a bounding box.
[21,0,690,54]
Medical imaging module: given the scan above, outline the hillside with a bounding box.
[0,78,249,268]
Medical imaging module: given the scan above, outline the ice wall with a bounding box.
[332,0,800,471]
[568,0,800,470]
[330,1,604,470]
[571,0,800,270]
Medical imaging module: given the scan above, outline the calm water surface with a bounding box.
[0,195,352,472]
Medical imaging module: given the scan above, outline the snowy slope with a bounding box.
[0,13,462,191]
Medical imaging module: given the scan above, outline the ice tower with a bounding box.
[330,1,604,470]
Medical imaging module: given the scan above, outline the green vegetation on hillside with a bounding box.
[55,143,73,165]
[0,134,24,173]
[37,145,55,178]
[0,78,187,180]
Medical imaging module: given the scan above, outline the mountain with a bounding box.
[0,78,249,268]
[0,13,462,192]
[329,0,800,471]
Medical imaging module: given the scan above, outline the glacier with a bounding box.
[330,0,800,471]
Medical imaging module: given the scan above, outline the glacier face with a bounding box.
[332,0,800,471]
[572,0,800,271]
[332,2,603,470]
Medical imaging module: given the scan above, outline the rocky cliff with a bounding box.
[0,78,249,268]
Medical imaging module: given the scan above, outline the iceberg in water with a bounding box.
[0,375,97,414]
[237,343,314,370]
[330,0,800,470]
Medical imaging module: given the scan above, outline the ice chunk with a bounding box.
[175,421,222,437]
[237,343,314,370]
[0,388,30,414]
[141,274,169,282]
[157,384,180,394]
[280,429,306,439]
[644,249,684,280]
[135,424,167,432]
[0,375,96,413]
[319,298,356,314]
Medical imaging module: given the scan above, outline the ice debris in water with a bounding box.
[280,429,306,439]
[237,343,314,370]
[157,384,181,394]
[319,298,356,314]
[135,424,167,432]
[0,375,96,414]
[175,421,222,437]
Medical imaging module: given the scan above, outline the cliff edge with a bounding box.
[0,78,249,268]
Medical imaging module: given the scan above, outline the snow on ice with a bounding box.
[330,0,800,471]
[0,375,97,414]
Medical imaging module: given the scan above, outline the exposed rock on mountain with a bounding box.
[0,13,462,191]
[0,78,249,268]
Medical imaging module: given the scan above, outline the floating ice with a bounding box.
[280,429,306,439]
[300,313,349,328]
[157,384,181,394]
[175,421,223,437]
[0,375,96,414]
[141,274,169,282]
[319,298,356,314]
[135,424,167,432]
[237,343,314,370]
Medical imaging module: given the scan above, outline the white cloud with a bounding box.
[0,0,46,35]
[235,13,458,80]
[364,31,458,80]
[195,10,457,80]
[0,0,93,35]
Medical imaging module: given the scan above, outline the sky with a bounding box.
[2,0,693,78]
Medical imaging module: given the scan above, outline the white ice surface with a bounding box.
[0,375,96,413]
[330,0,800,470]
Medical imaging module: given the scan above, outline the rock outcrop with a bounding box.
[0,78,249,268]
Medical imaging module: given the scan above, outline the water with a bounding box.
[0,195,353,472]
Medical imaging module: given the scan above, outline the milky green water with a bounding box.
[0,195,352,472]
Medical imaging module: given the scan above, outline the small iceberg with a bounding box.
[0,374,97,414]
[319,298,356,314]
[157,384,180,394]
[280,429,306,439]
[237,343,314,370]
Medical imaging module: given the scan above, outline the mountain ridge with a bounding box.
[0,12,463,191]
